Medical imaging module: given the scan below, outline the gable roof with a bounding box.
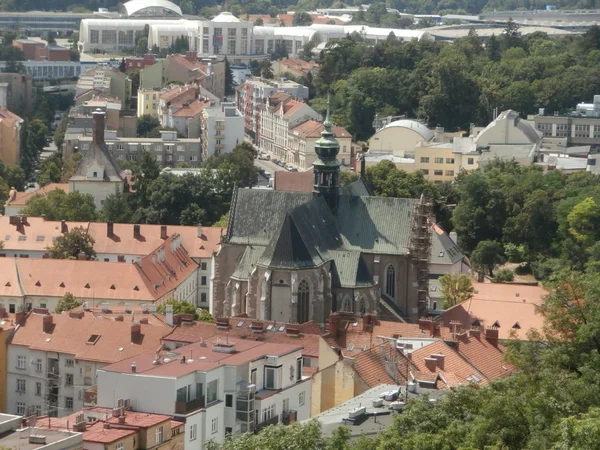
[350,341,407,387]
[5,184,69,208]
[430,223,464,265]
[291,119,350,139]
[70,135,123,182]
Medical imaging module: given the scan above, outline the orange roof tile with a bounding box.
[291,119,351,139]
[310,15,345,24]
[281,99,306,118]
[0,107,23,121]
[160,84,197,104]
[274,171,313,192]
[84,423,137,444]
[440,282,547,340]
[12,311,171,364]
[6,183,69,207]
[172,98,210,117]
[350,341,411,387]
[455,332,513,380]
[106,411,173,428]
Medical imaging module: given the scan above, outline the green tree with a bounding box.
[260,59,274,79]
[157,299,199,320]
[47,227,96,260]
[53,116,68,151]
[22,119,48,177]
[137,114,161,137]
[292,11,313,26]
[37,155,62,185]
[23,190,97,221]
[54,292,82,314]
[254,17,264,26]
[61,153,83,182]
[101,186,131,223]
[225,58,234,96]
[248,59,261,77]
[567,197,600,248]
[439,273,474,309]
[471,240,505,277]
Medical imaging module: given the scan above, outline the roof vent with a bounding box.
[5,282,10,287]
[512,322,521,329]
[251,321,264,333]
[85,283,91,289]
[133,286,139,291]
[35,281,41,287]
[110,284,116,290]
[216,318,229,329]
[286,327,300,337]
[59,282,65,288]
[515,293,520,297]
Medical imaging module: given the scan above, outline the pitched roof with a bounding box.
[440,283,547,340]
[350,341,411,387]
[274,170,313,192]
[291,119,351,139]
[454,332,513,380]
[160,84,197,103]
[329,250,373,288]
[171,98,209,117]
[70,134,123,182]
[12,311,171,363]
[0,107,23,121]
[5,183,69,208]
[430,223,464,265]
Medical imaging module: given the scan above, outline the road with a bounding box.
[254,158,286,174]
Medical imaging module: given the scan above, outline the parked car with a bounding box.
[287,166,294,171]
[272,158,279,164]
[290,168,298,172]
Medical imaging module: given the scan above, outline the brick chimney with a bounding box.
[485,327,499,345]
[418,317,436,337]
[431,353,445,370]
[424,357,437,372]
[131,322,141,342]
[92,109,106,146]
[328,313,341,338]
[42,314,53,333]
[133,224,141,240]
[60,220,67,234]
[362,313,373,332]
[15,311,25,325]
[469,326,481,339]
[107,222,114,237]
[160,225,168,240]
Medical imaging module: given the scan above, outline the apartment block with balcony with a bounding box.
[97,336,311,450]
[201,102,244,159]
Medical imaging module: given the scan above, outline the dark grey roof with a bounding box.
[330,250,373,288]
[231,245,265,280]
[69,140,124,182]
[341,178,371,197]
[430,225,464,265]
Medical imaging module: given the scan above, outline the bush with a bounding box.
[531,257,564,281]
[515,263,532,275]
[505,243,527,263]
[493,268,515,283]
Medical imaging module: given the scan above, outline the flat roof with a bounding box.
[0,428,81,450]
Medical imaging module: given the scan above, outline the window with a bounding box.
[228,28,237,37]
[16,356,26,370]
[65,397,73,409]
[446,158,455,164]
[66,374,73,387]
[35,382,42,396]
[116,443,124,450]
[65,359,74,367]
[116,143,125,151]
[420,157,429,163]
[296,357,302,382]
[201,293,207,303]
[40,303,46,309]
[16,379,25,392]
[265,367,278,389]
[9,304,15,313]
[190,424,197,441]
[225,394,233,407]
[155,426,163,444]
[445,170,454,176]
[211,417,218,434]
[16,402,25,416]
[225,427,233,435]
[421,169,429,175]
[303,357,312,367]
[207,379,218,404]
[35,358,42,372]
[385,265,396,299]
[90,30,99,44]
[434,157,444,164]
[299,391,305,406]
[201,262,207,270]
[467,158,474,165]
[251,368,257,386]
[262,404,276,422]
[35,405,41,417]
[297,279,310,324]
[434,170,443,176]
[201,276,207,286]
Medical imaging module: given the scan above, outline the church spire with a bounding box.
[313,95,341,211]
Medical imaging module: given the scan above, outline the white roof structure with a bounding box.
[309,23,433,41]
[121,0,182,17]
[212,11,241,22]
[382,119,435,141]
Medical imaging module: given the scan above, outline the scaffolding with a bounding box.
[409,194,433,318]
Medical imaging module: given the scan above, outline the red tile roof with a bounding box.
[160,84,197,104]
[172,98,210,117]
[274,171,313,192]
[440,282,547,340]
[350,341,412,387]
[454,332,513,380]
[291,119,351,139]
[6,183,69,207]
[12,311,171,364]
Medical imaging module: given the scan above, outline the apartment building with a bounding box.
[0,107,23,166]
[97,336,311,450]
[0,72,34,112]
[0,414,83,449]
[13,39,71,61]
[7,309,172,418]
[289,119,352,170]
[201,102,244,159]
[192,12,253,61]
[533,100,600,148]
[235,77,309,142]
[76,66,132,106]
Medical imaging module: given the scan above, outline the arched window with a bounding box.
[298,280,310,323]
[359,297,367,314]
[385,265,396,299]
[341,294,352,313]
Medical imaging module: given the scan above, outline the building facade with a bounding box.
[0,107,23,166]
[201,102,244,159]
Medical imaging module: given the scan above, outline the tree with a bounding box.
[53,116,68,151]
[470,240,505,277]
[439,273,474,309]
[23,190,97,221]
[502,17,522,49]
[254,17,264,26]
[248,59,261,77]
[37,154,62,185]
[54,292,82,314]
[137,114,161,137]
[47,226,96,260]
[157,299,199,320]
[293,11,313,26]
[225,58,234,97]
[567,197,600,248]
[118,58,126,73]
[22,119,48,177]
[61,153,83,182]
[101,186,131,223]
[198,308,215,323]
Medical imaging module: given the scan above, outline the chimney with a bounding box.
[42,314,53,332]
[328,313,340,338]
[431,354,445,370]
[131,362,136,373]
[114,315,124,322]
[139,317,149,324]
[107,222,114,237]
[160,225,168,240]
[133,224,141,240]
[449,231,458,244]
[131,322,141,342]
[424,357,437,372]
[418,317,436,337]
[92,109,106,145]
[77,251,87,260]
[165,304,174,327]
[360,153,366,177]
[60,220,67,234]
[197,223,203,238]
[69,310,84,319]
[485,327,499,345]
[469,326,481,339]
[362,313,373,332]
[15,311,25,325]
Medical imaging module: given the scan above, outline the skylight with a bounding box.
[267,324,274,331]
[87,334,101,345]
[278,326,285,332]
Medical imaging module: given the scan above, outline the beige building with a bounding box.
[289,119,352,169]
[76,66,132,107]
[0,107,23,166]
[0,72,34,112]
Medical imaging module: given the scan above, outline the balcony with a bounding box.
[255,415,279,433]
[282,410,297,425]
[84,385,97,406]
[175,396,205,414]
[215,134,225,139]
[215,125,225,131]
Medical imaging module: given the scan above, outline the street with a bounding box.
[254,158,286,174]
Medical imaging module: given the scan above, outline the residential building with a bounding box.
[68,110,126,209]
[166,99,209,139]
[235,77,309,142]
[67,95,137,140]
[440,282,547,340]
[0,312,17,412]
[156,84,198,122]
[0,73,33,112]
[201,102,244,159]
[66,129,202,169]
[97,336,312,449]
[272,58,319,78]
[288,119,351,169]
[7,309,172,418]
[76,66,132,106]
[4,184,69,216]
[12,39,45,60]
[0,107,23,166]
[13,40,71,62]
[137,87,163,118]
[259,92,320,160]
[0,414,83,449]
[125,54,157,72]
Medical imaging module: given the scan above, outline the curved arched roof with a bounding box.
[381,119,434,141]
[122,0,182,17]
[212,11,241,22]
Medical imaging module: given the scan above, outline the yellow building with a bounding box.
[0,107,23,167]
[137,88,162,118]
[413,142,458,183]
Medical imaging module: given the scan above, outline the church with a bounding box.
[212,105,431,325]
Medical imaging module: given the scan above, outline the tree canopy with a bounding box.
[47,226,96,260]
[54,292,82,314]
[22,189,97,221]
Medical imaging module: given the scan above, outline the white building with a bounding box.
[201,102,244,159]
[192,12,253,58]
[7,310,171,418]
[97,336,311,450]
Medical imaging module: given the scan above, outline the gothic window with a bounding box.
[385,265,396,299]
[298,280,310,323]
[341,294,352,313]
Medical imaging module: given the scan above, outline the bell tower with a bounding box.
[313,97,341,211]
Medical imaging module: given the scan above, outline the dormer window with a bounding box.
[93,171,97,177]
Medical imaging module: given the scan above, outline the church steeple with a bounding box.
[313,96,341,211]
